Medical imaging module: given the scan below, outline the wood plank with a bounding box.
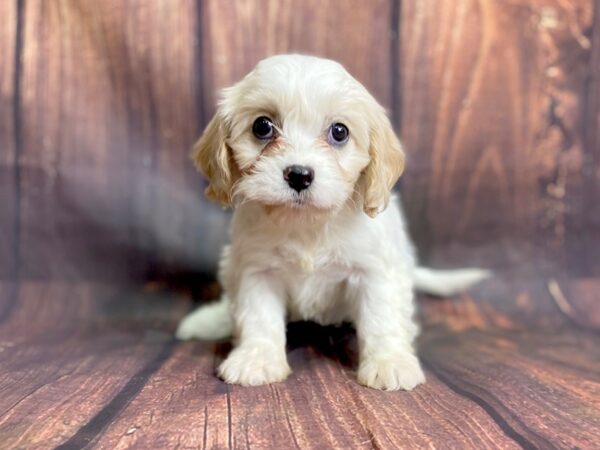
[0,281,17,328]
[1,279,599,448]
[90,325,520,449]
[417,258,582,330]
[588,0,600,272]
[202,0,393,109]
[0,281,189,449]
[567,0,600,275]
[17,0,210,281]
[400,0,595,268]
[421,328,600,449]
[83,305,600,449]
[0,0,18,280]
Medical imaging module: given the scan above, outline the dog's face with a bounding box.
[194,55,404,217]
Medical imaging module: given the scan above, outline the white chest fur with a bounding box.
[273,239,358,324]
[224,199,415,324]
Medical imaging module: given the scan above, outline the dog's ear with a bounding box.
[358,106,405,217]
[192,110,237,206]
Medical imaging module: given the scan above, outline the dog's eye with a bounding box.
[328,123,349,145]
[252,116,275,140]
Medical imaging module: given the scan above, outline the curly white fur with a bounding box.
[176,55,489,390]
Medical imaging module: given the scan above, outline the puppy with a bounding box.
[176,55,488,390]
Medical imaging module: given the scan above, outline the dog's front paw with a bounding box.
[218,345,291,386]
[357,352,425,391]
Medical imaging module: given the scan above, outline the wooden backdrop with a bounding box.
[1,0,599,283]
[1,2,600,448]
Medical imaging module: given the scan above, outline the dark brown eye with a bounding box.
[252,116,275,140]
[328,123,349,145]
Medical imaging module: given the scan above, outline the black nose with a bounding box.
[283,165,314,192]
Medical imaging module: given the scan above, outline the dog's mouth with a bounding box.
[292,193,309,206]
[260,190,332,215]
[288,190,328,210]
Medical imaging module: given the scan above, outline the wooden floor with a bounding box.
[1,271,599,449]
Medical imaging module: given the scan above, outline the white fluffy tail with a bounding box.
[414,267,491,297]
[175,297,234,341]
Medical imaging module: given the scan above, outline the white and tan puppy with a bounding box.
[176,54,488,390]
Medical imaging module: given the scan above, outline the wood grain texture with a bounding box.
[1,281,598,449]
[17,0,211,281]
[91,339,521,450]
[569,0,600,275]
[0,0,19,279]
[4,0,597,281]
[400,0,595,270]
[0,281,189,450]
[420,328,600,449]
[201,0,394,109]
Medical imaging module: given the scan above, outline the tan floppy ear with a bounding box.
[359,109,405,217]
[191,112,237,206]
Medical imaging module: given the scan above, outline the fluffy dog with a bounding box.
[176,54,488,390]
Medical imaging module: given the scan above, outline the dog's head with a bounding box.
[193,54,404,218]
